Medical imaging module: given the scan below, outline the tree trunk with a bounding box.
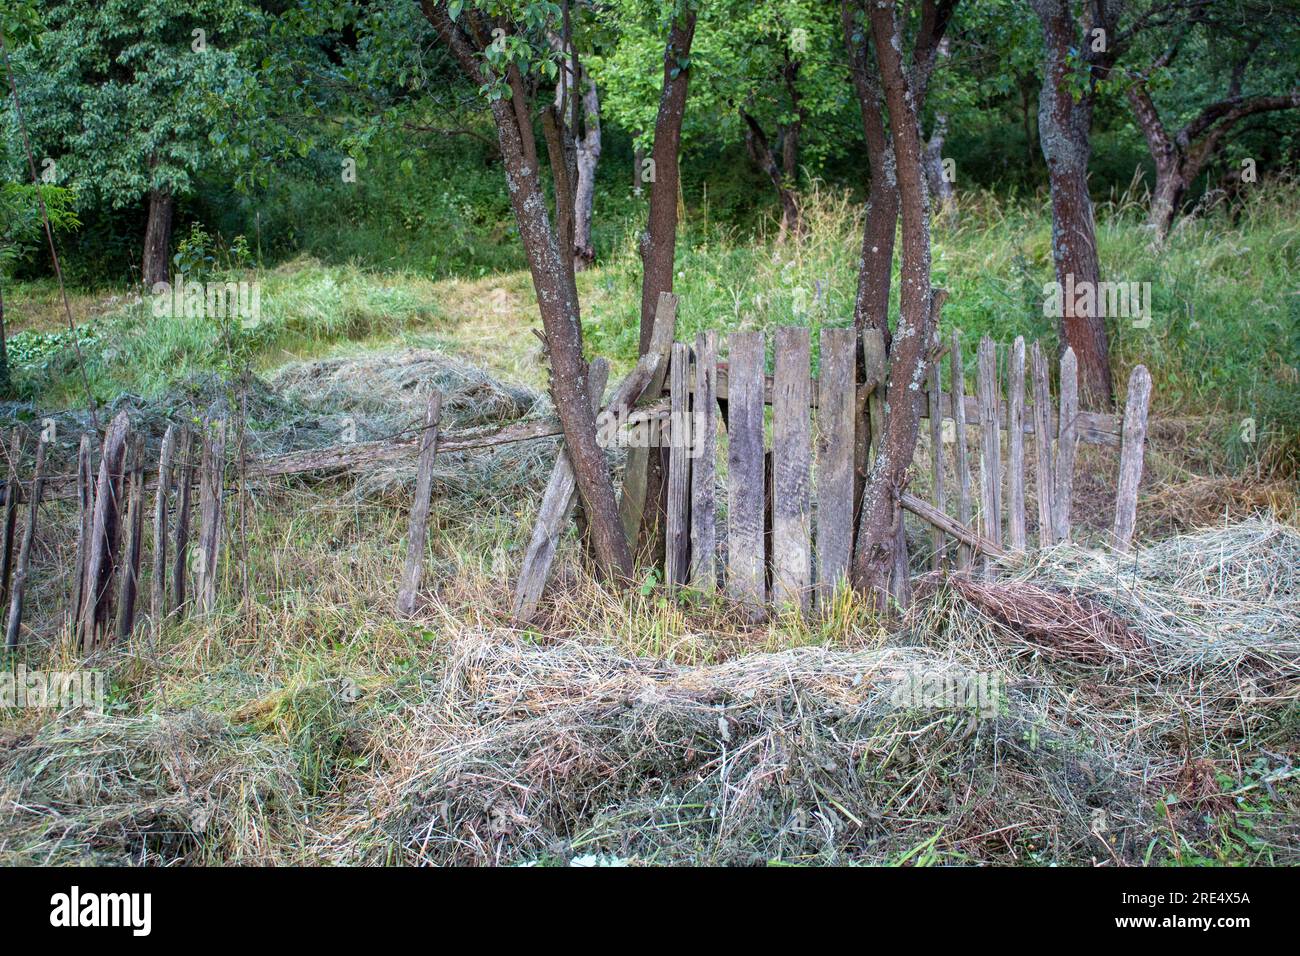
[852,0,936,605]
[924,112,954,212]
[572,72,601,271]
[1031,0,1114,409]
[842,0,898,345]
[741,110,802,244]
[638,10,697,354]
[142,186,174,287]
[421,1,632,579]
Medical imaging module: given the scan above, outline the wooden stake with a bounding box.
[512,360,610,622]
[926,337,946,569]
[1007,337,1027,551]
[151,424,176,622]
[171,427,194,617]
[950,331,973,569]
[196,414,227,615]
[71,433,93,629]
[976,337,1003,569]
[116,435,145,640]
[5,435,46,651]
[1053,348,1079,543]
[665,343,692,588]
[0,428,22,622]
[397,391,444,615]
[81,411,130,651]
[1112,365,1152,553]
[1030,341,1056,547]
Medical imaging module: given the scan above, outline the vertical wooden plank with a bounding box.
[665,342,692,587]
[513,360,610,622]
[1030,341,1056,548]
[116,436,145,640]
[926,340,946,569]
[171,427,194,617]
[1007,336,1027,551]
[1053,347,1079,543]
[726,331,766,613]
[196,414,227,615]
[5,435,46,650]
[976,337,1002,569]
[71,433,93,628]
[81,411,130,651]
[949,331,973,569]
[0,429,22,621]
[1112,365,1153,553]
[151,425,176,622]
[772,327,811,611]
[618,291,678,548]
[397,390,444,615]
[816,327,856,601]
[690,331,718,591]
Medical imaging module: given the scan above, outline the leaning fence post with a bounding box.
[513,359,610,622]
[5,434,46,650]
[1112,365,1152,553]
[71,433,93,630]
[0,428,23,621]
[196,413,227,615]
[397,390,444,615]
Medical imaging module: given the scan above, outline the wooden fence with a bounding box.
[0,294,1152,647]
[633,324,1152,617]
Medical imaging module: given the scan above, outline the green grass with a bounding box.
[7,178,1298,469]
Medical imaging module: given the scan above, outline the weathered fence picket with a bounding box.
[689,331,718,591]
[665,342,691,588]
[772,326,811,611]
[950,331,974,570]
[816,327,856,600]
[397,390,444,616]
[5,435,46,650]
[727,331,766,614]
[1007,337,1027,551]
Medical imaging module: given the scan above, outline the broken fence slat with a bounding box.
[71,433,93,629]
[196,415,227,616]
[618,291,678,550]
[397,390,444,616]
[950,331,973,570]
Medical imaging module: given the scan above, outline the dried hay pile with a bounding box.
[0,710,305,866]
[368,521,1299,866]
